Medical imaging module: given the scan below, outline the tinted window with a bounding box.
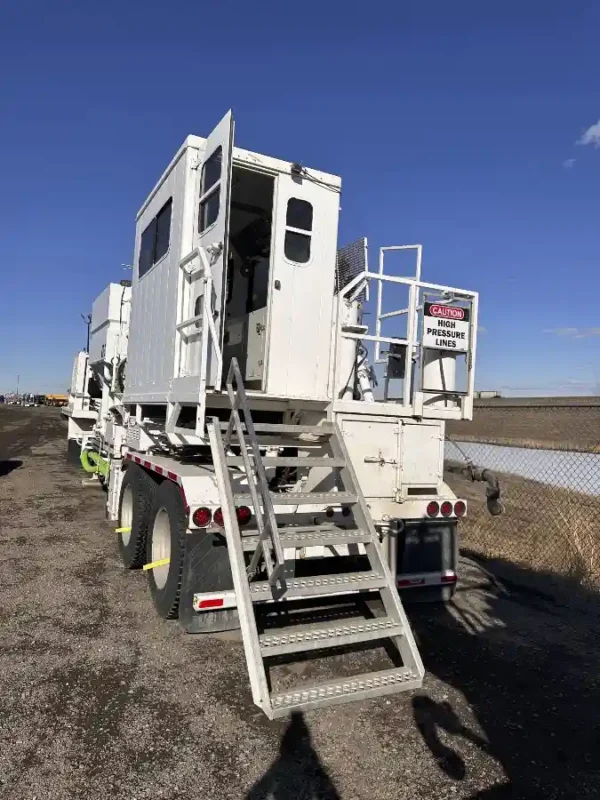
[201,147,222,194]
[154,199,172,263]
[138,199,172,278]
[194,294,203,329]
[286,198,313,231]
[139,219,156,278]
[285,231,311,264]
[199,188,220,233]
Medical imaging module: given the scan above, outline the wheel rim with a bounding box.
[121,485,133,546]
[151,508,171,590]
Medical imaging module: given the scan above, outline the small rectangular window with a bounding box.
[286,198,313,231]
[198,146,223,233]
[201,146,222,194]
[285,230,311,263]
[199,188,220,233]
[284,198,313,264]
[139,219,157,278]
[138,198,172,278]
[154,199,172,263]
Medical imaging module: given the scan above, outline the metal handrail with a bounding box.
[224,358,285,584]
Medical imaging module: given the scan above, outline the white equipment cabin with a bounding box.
[75,111,479,720]
[63,281,131,466]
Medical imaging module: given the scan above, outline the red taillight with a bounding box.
[213,508,224,527]
[440,501,453,517]
[236,506,251,525]
[198,597,224,609]
[192,507,212,527]
[426,501,439,518]
[454,500,466,518]
[441,573,458,584]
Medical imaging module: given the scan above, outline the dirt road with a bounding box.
[0,406,598,799]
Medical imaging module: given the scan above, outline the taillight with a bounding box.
[213,508,224,527]
[192,507,212,527]
[440,501,453,517]
[236,506,251,525]
[426,501,439,518]
[454,500,466,518]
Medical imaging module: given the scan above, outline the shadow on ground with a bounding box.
[0,459,22,477]
[246,711,340,800]
[410,555,600,799]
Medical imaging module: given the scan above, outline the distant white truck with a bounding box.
[69,111,481,719]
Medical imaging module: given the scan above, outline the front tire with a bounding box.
[117,465,157,569]
[147,480,187,619]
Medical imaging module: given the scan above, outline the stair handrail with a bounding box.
[224,358,286,585]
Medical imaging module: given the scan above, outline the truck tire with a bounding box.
[117,464,157,569]
[146,480,187,619]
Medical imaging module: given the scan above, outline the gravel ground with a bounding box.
[0,406,599,800]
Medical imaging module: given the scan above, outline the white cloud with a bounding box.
[562,158,576,168]
[478,325,487,334]
[544,327,600,338]
[577,119,600,148]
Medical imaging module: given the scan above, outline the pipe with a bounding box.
[80,449,109,478]
[470,466,504,516]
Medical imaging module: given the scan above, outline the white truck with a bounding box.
[71,111,480,719]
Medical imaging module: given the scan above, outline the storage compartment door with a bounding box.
[340,417,401,499]
[400,421,442,490]
[186,110,234,386]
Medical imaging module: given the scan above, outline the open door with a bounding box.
[185,110,235,387]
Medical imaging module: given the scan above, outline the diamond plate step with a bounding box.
[249,571,385,602]
[269,667,422,717]
[226,456,345,468]
[241,526,370,550]
[234,491,357,506]
[260,616,404,657]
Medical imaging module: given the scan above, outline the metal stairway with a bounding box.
[206,359,424,718]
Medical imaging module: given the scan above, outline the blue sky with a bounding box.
[1,0,599,395]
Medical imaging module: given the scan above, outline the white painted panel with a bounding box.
[265,172,340,399]
[400,422,442,487]
[341,417,400,499]
[124,146,196,401]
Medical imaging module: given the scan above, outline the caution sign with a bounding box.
[423,303,470,352]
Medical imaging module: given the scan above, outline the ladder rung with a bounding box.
[260,616,404,657]
[226,456,345,468]
[242,527,370,550]
[269,667,421,717]
[249,571,385,601]
[235,491,357,506]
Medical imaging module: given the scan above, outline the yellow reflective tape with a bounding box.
[115,527,132,533]
[143,557,170,571]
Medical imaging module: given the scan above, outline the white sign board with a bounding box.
[423,303,470,352]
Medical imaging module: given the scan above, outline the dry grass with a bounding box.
[446,466,600,591]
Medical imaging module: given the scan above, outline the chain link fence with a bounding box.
[444,401,600,595]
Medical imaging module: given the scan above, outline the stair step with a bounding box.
[242,526,370,550]
[249,571,385,602]
[260,616,404,657]
[234,491,357,506]
[269,666,421,717]
[223,422,334,437]
[226,456,346,468]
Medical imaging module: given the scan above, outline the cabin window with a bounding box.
[198,146,222,233]
[139,198,172,278]
[284,198,312,264]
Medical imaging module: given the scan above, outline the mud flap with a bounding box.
[178,530,240,634]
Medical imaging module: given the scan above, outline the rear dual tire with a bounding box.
[117,464,158,569]
[146,480,187,619]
